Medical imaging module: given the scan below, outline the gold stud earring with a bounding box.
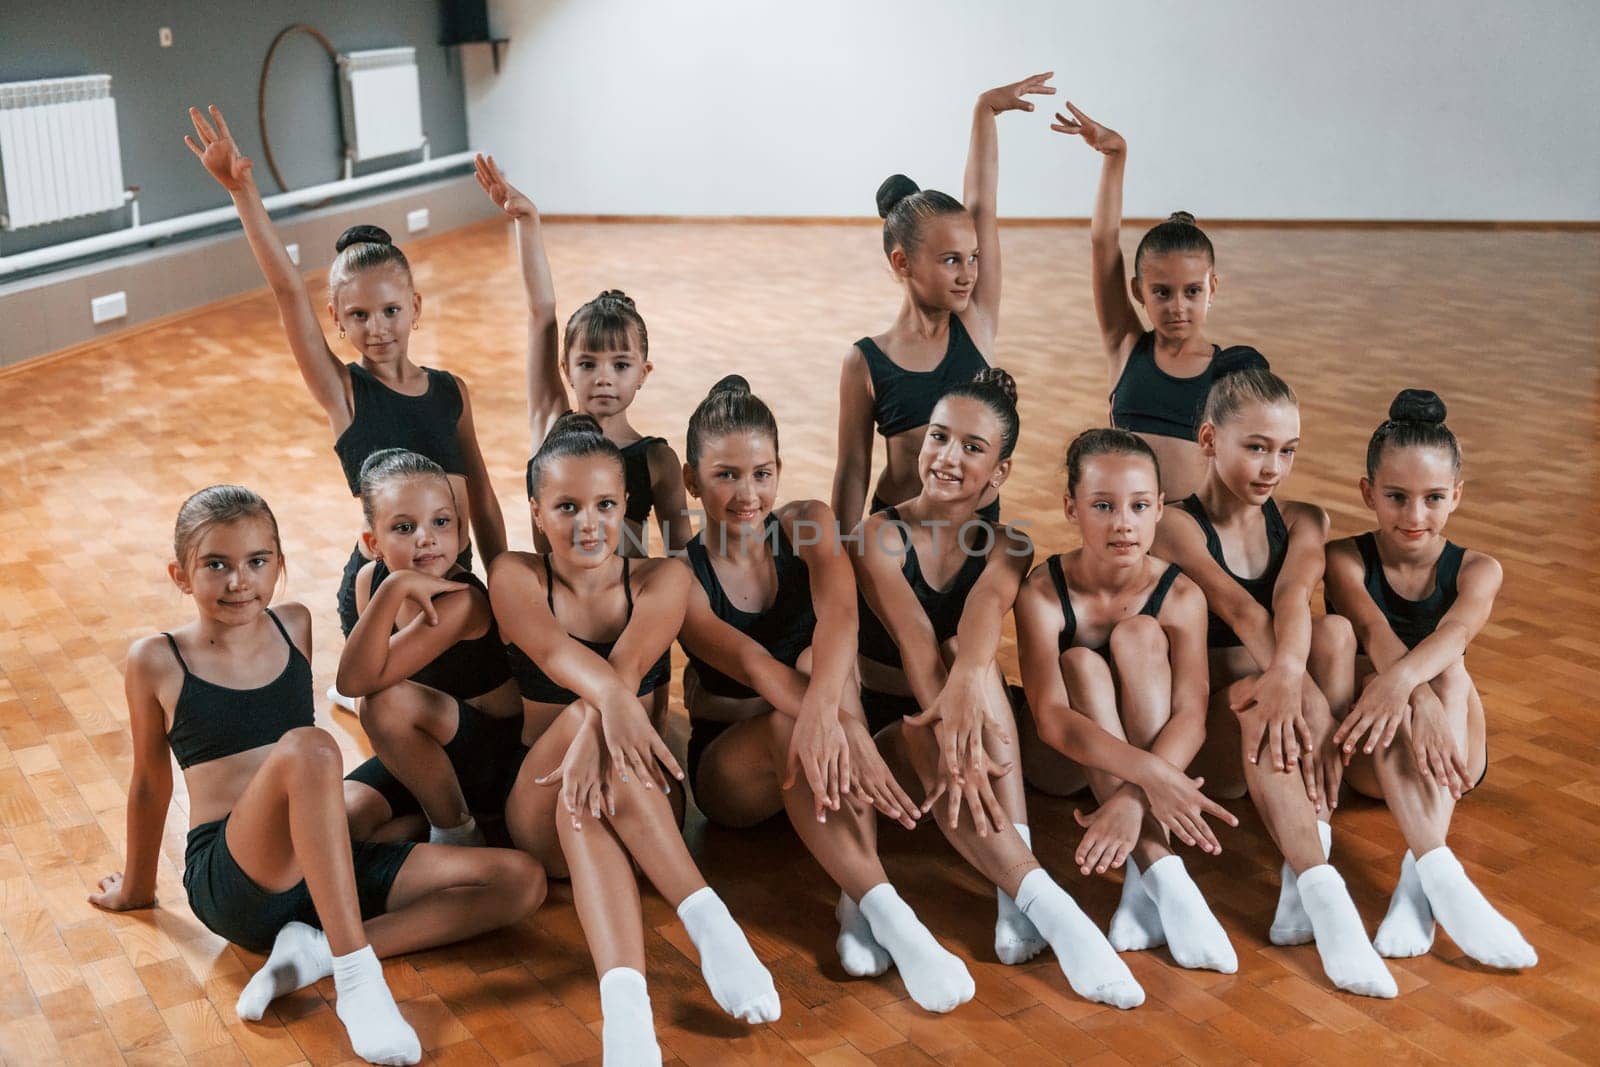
[338,327,346,339]
[411,320,420,332]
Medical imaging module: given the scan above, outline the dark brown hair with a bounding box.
[328,224,412,297]
[173,485,282,569]
[877,174,967,258]
[686,375,779,467]
[1133,211,1214,278]
[525,412,624,499]
[1366,389,1461,478]
[358,449,456,526]
[564,289,648,362]
[1064,428,1161,496]
[936,367,1021,460]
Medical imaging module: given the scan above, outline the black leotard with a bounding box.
[332,363,467,495]
[1046,556,1182,656]
[163,609,313,770]
[507,556,672,704]
[857,506,990,668]
[1178,494,1289,649]
[1341,532,1466,650]
[684,514,817,701]
[1109,331,1219,441]
[367,561,511,700]
[857,315,989,439]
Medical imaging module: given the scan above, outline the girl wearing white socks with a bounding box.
[853,372,1145,1009]
[1153,352,1398,998]
[1317,389,1535,970]
[1016,429,1239,973]
[492,416,779,1066]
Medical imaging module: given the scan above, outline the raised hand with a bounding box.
[185,105,255,192]
[473,153,537,219]
[978,71,1056,116]
[1051,101,1126,156]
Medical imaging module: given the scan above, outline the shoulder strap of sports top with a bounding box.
[542,555,557,614]
[1355,531,1382,575]
[264,607,294,650]
[621,556,635,617]
[1436,541,1466,592]
[162,633,190,674]
[1046,554,1071,614]
[1148,562,1182,609]
[1264,498,1289,543]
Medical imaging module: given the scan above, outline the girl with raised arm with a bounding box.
[491,415,778,1067]
[1015,429,1239,973]
[90,487,542,1066]
[1053,102,1256,501]
[676,375,976,1014]
[1152,352,1396,997]
[185,105,506,709]
[853,370,1144,1009]
[337,450,525,848]
[1318,391,1535,969]
[833,74,1054,531]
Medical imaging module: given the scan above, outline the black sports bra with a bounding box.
[857,506,990,668]
[1046,556,1182,656]
[1338,532,1466,651]
[163,609,314,770]
[857,315,989,438]
[507,556,672,704]
[1178,494,1289,649]
[367,561,510,700]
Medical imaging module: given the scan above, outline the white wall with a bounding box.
[465,0,1600,221]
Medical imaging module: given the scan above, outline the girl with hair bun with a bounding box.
[91,487,542,1066]
[675,375,971,1014]
[833,73,1055,531]
[853,370,1145,1010]
[1014,428,1240,974]
[1153,351,1398,998]
[489,413,778,1066]
[336,449,525,849]
[1053,102,1253,501]
[185,105,507,712]
[474,153,691,732]
[1319,390,1535,970]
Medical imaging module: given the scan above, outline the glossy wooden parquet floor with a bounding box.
[1,217,1597,1066]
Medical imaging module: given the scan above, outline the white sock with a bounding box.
[1296,865,1397,999]
[835,892,891,977]
[236,921,333,1021]
[995,824,1047,964]
[858,883,974,1013]
[331,945,420,1065]
[1374,851,1435,958]
[327,685,357,713]
[1414,847,1537,969]
[1271,819,1333,946]
[1015,869,1144,1009]
[428,816,485,847]
[1108,860,1166,952]
[676,887,780,1023]
[598,967,661,1067]
[1140,856,1237,973]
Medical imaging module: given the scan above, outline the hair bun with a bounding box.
[548,411,606,442]
[972,366,1018,406]
[876,174,921,219]
[1167,210,1198,225]
[1388,388,1446,425]
[336,224,393,253]
[597,289,636,308]
[708,374,752,399]
[1213,345,1270,380]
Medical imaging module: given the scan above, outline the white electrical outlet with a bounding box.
[159,27,173,47]
[285,242,300,265]
[406,208,430,233]
[91,291,128,324]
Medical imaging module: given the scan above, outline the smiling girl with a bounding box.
[186,106,506,708]
[90,487,541,1065]
[833,73,1054,529]
[1319,390,1535,969]
[1015,429,1239,973]
[1153,351,1396,998]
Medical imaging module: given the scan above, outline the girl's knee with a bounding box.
[277,726,342,773]
[1313,613,1356,655]
[1109,613,1167,659]
[486,849,547,918]
[1061,646,1111,682]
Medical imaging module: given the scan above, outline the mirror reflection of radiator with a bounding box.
[0,75,128,230]
[338,47,427,166]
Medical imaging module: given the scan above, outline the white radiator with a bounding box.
[0,75,127,230]
[338,48,425,163]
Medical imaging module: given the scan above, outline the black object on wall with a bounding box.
[0,1,469,259]
[440,0,491,44]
